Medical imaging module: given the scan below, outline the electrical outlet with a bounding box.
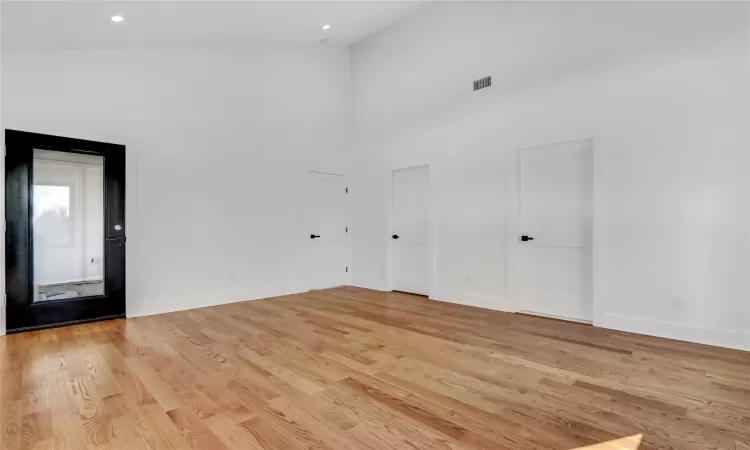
[673,297,686,310]
[464,275,471,286]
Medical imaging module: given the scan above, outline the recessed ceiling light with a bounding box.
[322,24,331,31]
[111,15,124,23]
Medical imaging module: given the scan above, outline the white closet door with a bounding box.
[308,172,349,289]
[391,166,429,295]
[518,140,593,321]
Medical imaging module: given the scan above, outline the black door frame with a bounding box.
[5,130,126,333]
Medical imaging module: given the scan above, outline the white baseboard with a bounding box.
[350,282,389,292]
[426,295,749,352]
[597,313,750,352]
[430,290,511,312]
[518,310,593,324]
[127,285,309,318]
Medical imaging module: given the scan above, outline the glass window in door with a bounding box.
[33,149,105,302]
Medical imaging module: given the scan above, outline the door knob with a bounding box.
[392,235,400,239]
[310,234,321,239]
[520,235,534,242]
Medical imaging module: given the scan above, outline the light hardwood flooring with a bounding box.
[1,286,749,449]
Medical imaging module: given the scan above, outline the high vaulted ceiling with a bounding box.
[2,1,428,50]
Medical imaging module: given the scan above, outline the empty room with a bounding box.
[0,1,749,449]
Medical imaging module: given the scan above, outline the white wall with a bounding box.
[2,46,352,321]
[350,2,750,351]
[3,3,749,351]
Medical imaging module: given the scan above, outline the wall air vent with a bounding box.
[473,76,492,91]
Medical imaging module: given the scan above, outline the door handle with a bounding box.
[520,235,534,242]
[310,234,321,239]
[392,235,400,240]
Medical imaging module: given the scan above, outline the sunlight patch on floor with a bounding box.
[571,434,643,450]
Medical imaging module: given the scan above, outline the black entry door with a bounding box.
[5,130,126,333]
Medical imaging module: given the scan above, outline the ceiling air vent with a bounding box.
[473,76,492,91]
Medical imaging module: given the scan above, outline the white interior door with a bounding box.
[391,166,429,295]
[518,140,593,322]
[308,172,349,290]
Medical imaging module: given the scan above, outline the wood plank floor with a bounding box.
[1,286,749,450]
